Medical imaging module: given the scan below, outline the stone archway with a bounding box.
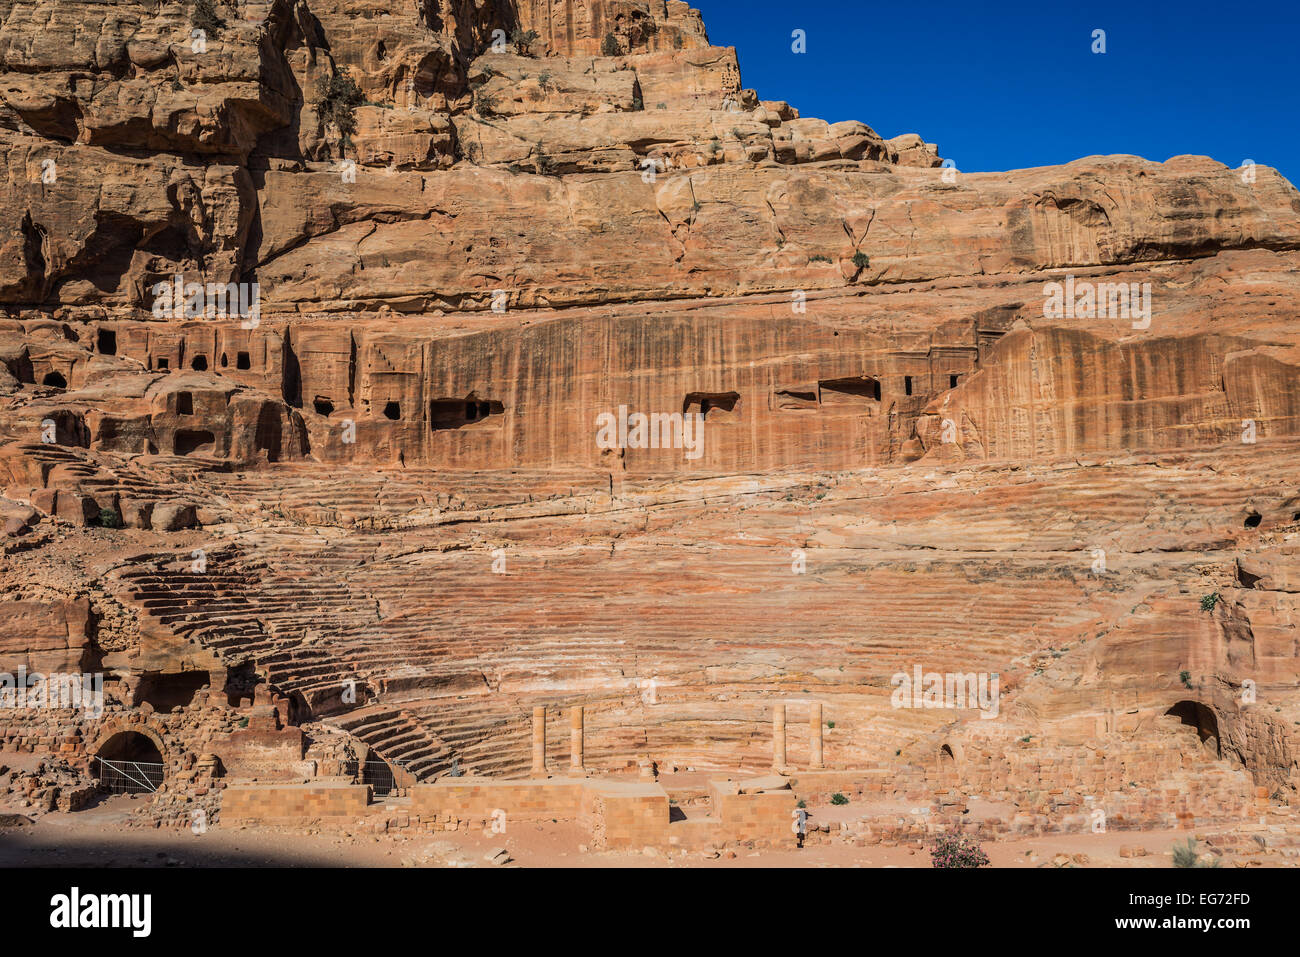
[938,741,964,766]
[89,720,172,775]
[1166,700,1221,757]
[92,729,167,793]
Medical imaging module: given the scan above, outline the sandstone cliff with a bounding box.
[1,0,1299,834]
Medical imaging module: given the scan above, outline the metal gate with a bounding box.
[362,759,396,796]
[95,757,164,794]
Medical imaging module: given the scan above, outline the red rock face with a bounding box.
[1,0,1299,844]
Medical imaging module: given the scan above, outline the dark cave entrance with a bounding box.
[1166,700,1221,757]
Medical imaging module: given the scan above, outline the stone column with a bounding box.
[569,705,584,772]
[531,706,546,776]
[773,703,787,769]
[809,701,824,768]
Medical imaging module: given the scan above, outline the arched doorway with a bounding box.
[1166,701,1221,757]
[93,731,165,794]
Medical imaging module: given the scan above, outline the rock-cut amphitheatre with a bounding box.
[1,0,1299,863]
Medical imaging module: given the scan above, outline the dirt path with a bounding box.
[0,796,1256,868]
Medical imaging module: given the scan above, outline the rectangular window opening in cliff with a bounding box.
[683,391,741,420]
[774,387,818,411]
[153,356,168,371]
[949,374,960,388]
[176,392,193,416]
[97,329,117,355]
[818,377,881,406]
[429,397,504,430]
[904,375,913,396]
[237,352,251,370]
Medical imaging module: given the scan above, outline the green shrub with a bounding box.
[852,251,870,269]
[98,507,121,529]
[830,792,848,805]
[509,28,539,55]
[930,832,990,868]
[1200,592,1221,612]
[1172,838,1220,868]
[318,69,365,142]
[1179,670,1193,689]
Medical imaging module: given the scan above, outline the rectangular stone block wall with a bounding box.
[711,787,796,846]
[585,790,670,849]
[412,779,587,823]
[221,782,371,824]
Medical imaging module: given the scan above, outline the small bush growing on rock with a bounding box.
[930,832,990,868]
[852,251,870,270]
[318,69,365,143]
[1200,591,1221,611]
[509,28,539,55]
[98,508,121,529]
[192,0,224,37]
[601,33,621,56]
[830,792,848,805]
[1179,670,1193,688]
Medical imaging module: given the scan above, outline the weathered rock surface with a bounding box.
[0,0,1299,840]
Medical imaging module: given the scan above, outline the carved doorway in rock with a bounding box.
[1166,700,1221,757]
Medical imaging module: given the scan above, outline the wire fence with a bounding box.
[362,759,396,796]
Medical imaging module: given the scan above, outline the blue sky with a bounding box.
[699,0,1298,184]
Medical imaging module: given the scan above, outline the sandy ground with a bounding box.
[0,793,1268,868]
